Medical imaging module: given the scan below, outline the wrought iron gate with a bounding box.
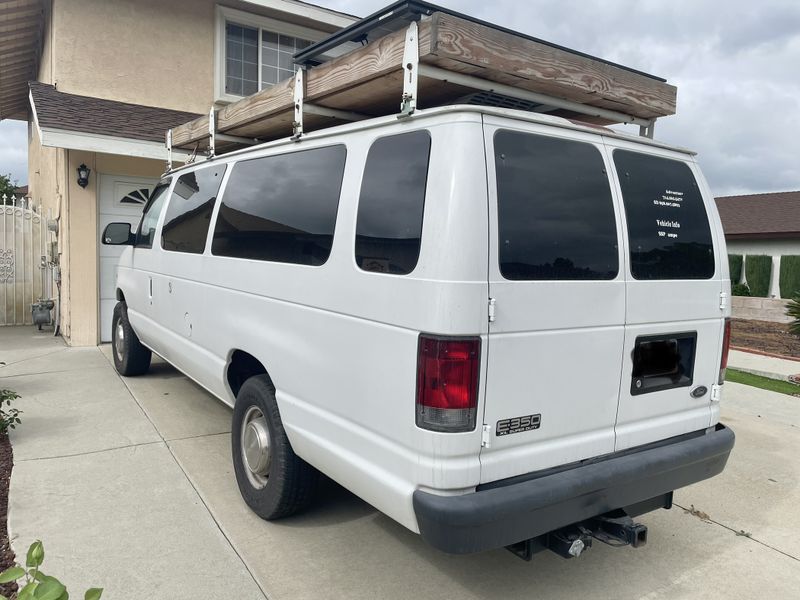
[1,194,49,326]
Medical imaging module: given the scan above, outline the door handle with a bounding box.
[148,276,153,303]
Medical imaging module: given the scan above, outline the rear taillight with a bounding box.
[416,335,480,432]
[718,318,732,384]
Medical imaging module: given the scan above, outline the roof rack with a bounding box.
[166,1,675,168]
[293,0,666,82]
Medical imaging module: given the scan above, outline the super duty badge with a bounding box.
[496,414,541,436]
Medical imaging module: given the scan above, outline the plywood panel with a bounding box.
[171,11,677,151]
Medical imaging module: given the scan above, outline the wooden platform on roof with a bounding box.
[170,11,677,152]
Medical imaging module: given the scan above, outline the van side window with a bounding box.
[161,166,227,254]
[614,151,714,280]
[135,181,171,248]
[355,130,431,275]
[211,145,346,265]
[494,130,619,280]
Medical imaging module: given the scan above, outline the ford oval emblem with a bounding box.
[691,386,708,398]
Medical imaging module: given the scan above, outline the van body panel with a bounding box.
[479,117,627,483]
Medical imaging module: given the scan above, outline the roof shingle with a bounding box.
[715,191,800,239]
[29,81,200,143]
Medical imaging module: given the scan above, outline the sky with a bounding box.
[1,0,798,196]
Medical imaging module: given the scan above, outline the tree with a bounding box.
[0,173,17,201]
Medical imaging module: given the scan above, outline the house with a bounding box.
[0,0,357,345]
[715,190,800,298]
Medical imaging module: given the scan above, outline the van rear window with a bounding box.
[355,131,431,275]
[614,151,714,280]
[211,145,346,266]
[494,130,619,280]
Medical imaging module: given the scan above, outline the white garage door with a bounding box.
[98,174,158,342]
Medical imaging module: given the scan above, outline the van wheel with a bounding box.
[231,375,319,519]
[112,302,152,376]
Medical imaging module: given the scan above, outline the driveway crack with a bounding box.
[675,502,799,562]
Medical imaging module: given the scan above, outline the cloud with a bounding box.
[317,0,800,196]
[0,120,28,186]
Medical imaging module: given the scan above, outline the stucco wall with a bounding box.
[51,0,215,113]
[37,0,54,84]
[27,125,67,333]
[28,142,164,346]
[49,0,351,114]
[62,152,164,346]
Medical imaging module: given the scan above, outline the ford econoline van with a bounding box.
[102,105,734,558]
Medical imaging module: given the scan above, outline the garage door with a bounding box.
[98,174,158,342]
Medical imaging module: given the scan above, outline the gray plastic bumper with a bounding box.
[413,424,735,554]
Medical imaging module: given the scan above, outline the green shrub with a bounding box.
[731,283,751,296]
[0,540,102,600]
[0,389,21,433]
[788,296,800,336]
[745,255,772,297]
[779,255,800,299]
[728,254,743,283]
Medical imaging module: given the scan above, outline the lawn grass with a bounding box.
[726,368,800,396]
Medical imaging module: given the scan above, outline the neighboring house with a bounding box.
[0,0,357,345]
[715,190,800,298]
[13,185,29,197]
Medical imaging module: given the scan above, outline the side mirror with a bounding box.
[102,222,133,245]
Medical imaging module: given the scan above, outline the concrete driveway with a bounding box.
[2,326,799,599]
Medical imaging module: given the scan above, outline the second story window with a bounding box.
[218,7,319,100]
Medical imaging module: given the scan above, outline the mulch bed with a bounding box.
[0,433,17,598]
[731,319,800,360]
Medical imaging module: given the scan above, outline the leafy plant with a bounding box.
[728,254,743,284]
[0,540,102,600]
[0,174,17,201]
[731,283,751,296]
[779,255,800,299]
[788,296,800,336]
[744,255,772,297]
[0,389,21,434]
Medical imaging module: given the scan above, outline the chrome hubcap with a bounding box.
[114,321,125,362]
[241,406,270,489]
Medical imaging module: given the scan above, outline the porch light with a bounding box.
[76,164,91,188]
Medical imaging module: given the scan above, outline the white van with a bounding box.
[102,105,735,558]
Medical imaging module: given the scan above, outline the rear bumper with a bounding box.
[413,424,735,554]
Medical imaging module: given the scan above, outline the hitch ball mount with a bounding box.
[506,510,648,561]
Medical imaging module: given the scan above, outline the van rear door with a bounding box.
[479,119,627,484]
[605,140,726,451]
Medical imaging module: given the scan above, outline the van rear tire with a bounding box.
[112,302,152,376]
[231,375,320,519]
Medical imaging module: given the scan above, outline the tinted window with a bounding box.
[614,151,714,280]
[355,131,431,274]
[212,145,346,265]
[135,181,171,248]
[494,130,619,280]
[162,166,227,254]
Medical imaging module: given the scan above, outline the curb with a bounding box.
[730,346,800,363]
[729,346,800,382]
[729,366,794,383]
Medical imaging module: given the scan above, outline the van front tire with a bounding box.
[232,375,319,519]
[112,302,152,376]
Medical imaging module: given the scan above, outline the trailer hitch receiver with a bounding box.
[505,509,648,561]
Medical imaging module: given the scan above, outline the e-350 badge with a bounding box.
[496,414,541,436]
